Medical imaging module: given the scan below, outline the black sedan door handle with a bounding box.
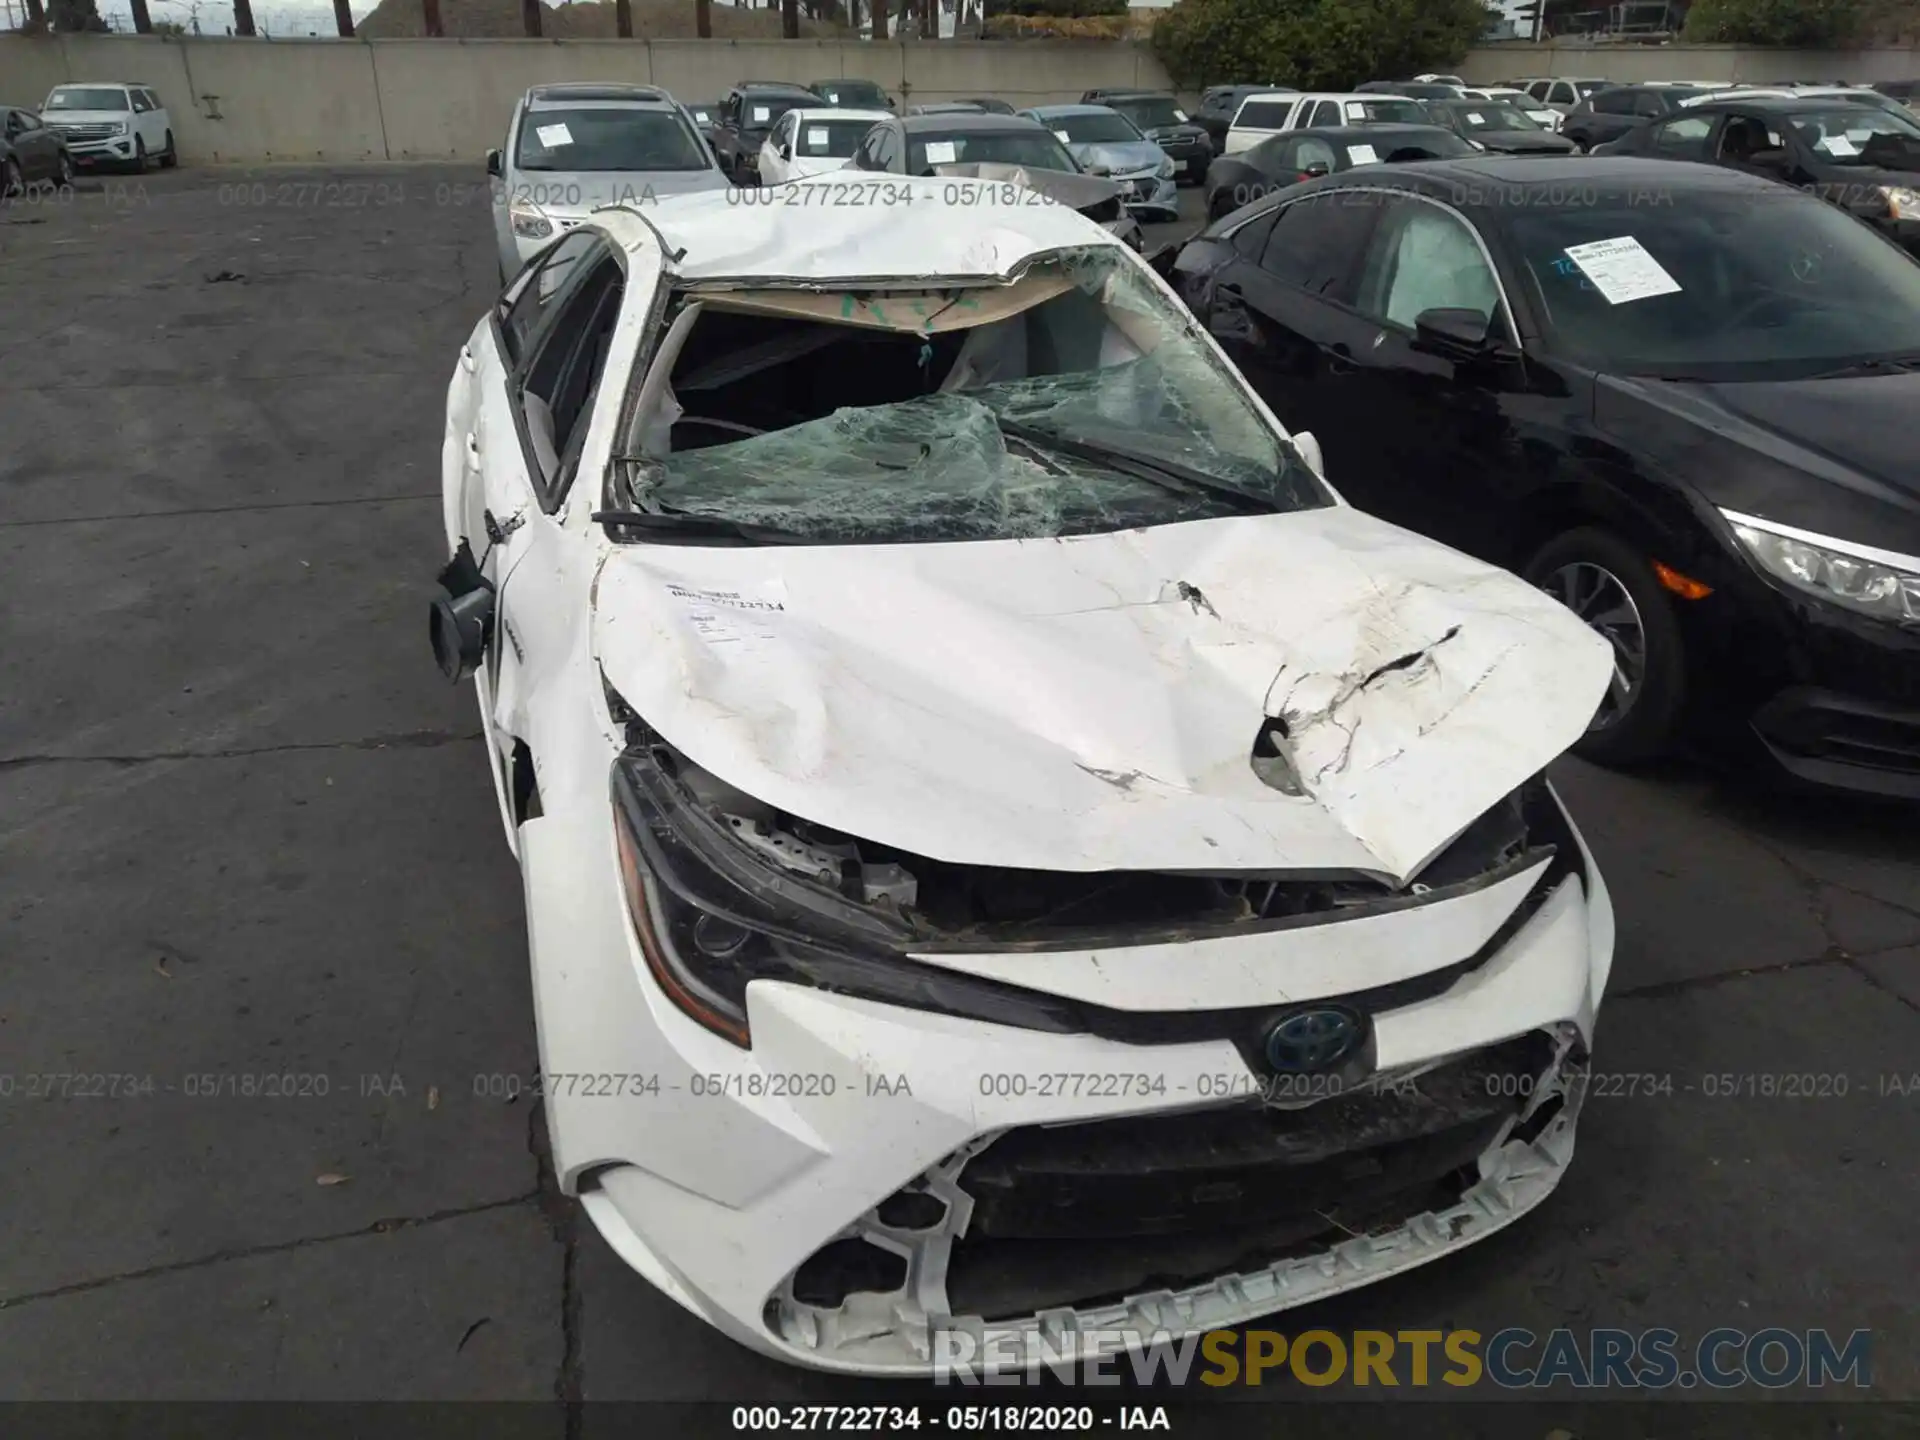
[1327,343,1355,375]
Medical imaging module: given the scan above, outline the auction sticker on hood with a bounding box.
[664,580,788,653]
[1561,236,1682,305]
[535,123,574,148]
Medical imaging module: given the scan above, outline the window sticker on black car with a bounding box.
[1348,143,1379,165]
[1562,236,1683,305]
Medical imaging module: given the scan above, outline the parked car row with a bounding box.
[1,80,176,192]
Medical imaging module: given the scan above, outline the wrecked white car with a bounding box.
[430,177,1618,1376]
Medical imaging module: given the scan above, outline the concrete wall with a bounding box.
[1461,41,1920,85]
[0,32,1175,163]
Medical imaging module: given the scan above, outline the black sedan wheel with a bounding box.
[55,151,73,188]
[1,157,20,199]
[1526,526,1687,765]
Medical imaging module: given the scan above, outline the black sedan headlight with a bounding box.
[1722,508,1920,626]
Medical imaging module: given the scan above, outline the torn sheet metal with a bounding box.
[592,506,1612,886]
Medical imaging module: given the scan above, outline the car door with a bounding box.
[1637,112,1714,160]
[139,90,167,150]
[1202,190,1383,457]
[5,109,47,180]
[759,111,791,183]
[1311,192,1526,555]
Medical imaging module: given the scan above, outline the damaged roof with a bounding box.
[589,174,1124,284]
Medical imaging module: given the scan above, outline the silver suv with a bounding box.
[487,84,728,282]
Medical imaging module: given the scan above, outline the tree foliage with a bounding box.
[1151,0,1497,91]
[1681,0,1866,45]
[47,0,110,29]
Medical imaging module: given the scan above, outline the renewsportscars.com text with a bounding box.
[934,1326,1872,1389]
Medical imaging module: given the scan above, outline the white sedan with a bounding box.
[430,176,1618,1376]
[756,105,891,183]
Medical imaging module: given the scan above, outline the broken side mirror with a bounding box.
[429,540,495,683]
[486,148,502,178]
[1412,306,1496,361]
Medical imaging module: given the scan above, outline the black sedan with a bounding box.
[1421,99,1578,155]
[1557,84,1710,153]
[1171,156,1920,795]
[1202,124,1472,220]
[2,105,72,194]
[1597,96,1920,256]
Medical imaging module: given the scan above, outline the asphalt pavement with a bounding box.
[1,165,1917,1418]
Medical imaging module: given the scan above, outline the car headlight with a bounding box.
[1880,184,1920,218]
[509,197,553,240]
[1156,156,1175,179]
[610,733,1077,1047]
[1722,508,1920,624]
[112,121,129,135]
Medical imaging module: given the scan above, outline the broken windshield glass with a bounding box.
[623,247,1327,544]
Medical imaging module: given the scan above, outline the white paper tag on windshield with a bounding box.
[665,581,787,654]
[1346,143,1379,165]
[924,140,958,163]
[1054,129,1072,143]
[807,126,829,147]
[535,123,573,148]
[1173,108,1188,121]
[1466,111,1485,123]
[1825,134,1859,154]
[1563,236,1683,305]
[752,105,771,122]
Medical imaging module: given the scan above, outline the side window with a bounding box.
[499,231,603,365]
[1353,197,1501,332]
[4,110,22,137]
[1309,100,1340,127]
[1229,205,1281,260]
[1715,112,1785,160]
[518,254,625,503]
[879,128,901,170]
[142,90,161,111]
[128,90,148,113]
[1632,91,1668,117]
[1592,90,1632,115]
[1654,115,1712,150]
[1295,137,1338,173]
[1258,191,1381,301]
[1525,81,1550,101]
[1549,82,1576,106]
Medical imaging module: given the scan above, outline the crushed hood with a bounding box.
[591,508,1611,885]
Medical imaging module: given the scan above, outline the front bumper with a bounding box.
[53,133,136,166]
[1154,137,1213,178]
[1114,172,1179,219]
[522,786,1615,1376]
[1678,564,1920,797]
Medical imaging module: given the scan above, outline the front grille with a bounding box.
[943,1032,1557,1319]
[52,123,118,140]
[1756,689,1920,776]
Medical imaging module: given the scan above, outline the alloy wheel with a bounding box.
[1542,561,1646,732]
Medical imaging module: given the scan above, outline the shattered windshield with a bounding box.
[624,249,1327,545]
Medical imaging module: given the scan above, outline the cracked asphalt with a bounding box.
[2,165,1917,1414]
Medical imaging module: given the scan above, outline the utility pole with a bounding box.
[521,0,540,34]
[231,0,256,34]
[332,0,352,32]
[615,0,630,33]
[128,0,151,28]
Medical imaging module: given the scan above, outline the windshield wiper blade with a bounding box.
[590,510,814,545]
[992,417,1281,513]
[1806,353,1920,379]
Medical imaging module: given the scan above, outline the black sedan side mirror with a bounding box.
[485,148,502,178]
[1412,307,1496,360]
[1299,161,1331,179]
